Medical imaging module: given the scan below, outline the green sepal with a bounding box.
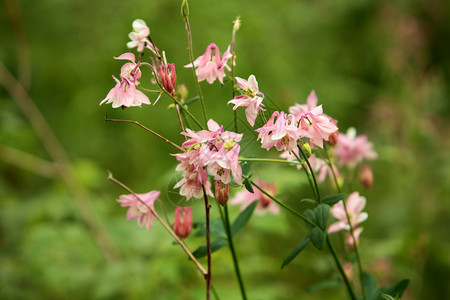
[310,227,326,251]
[244,178,254,193]
[300,198,318,205]
[303,209,317,229]
[375,279,410,300]
[280,234,310,269]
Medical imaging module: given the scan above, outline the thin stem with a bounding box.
[202,185,212,300]
[174,102,186,138]
[224,204,247,299]
[238,157,301,165]
[326,236,357,300]
[323,144,366,299]
[231,17,239,132]
[291,150,317,200]
[297,145,321,202]
[105,117,184,152]
[249,180,316,228]
[108,172,207,276]
[184,15,207,125]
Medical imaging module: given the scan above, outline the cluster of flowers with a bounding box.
[174,120,242,203]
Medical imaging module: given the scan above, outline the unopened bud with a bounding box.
[301,142,312,157]
[159,63,177,94]
[233,16,241,31]
[176,84,188,103]
[181,0,189,18]
[173,206,192,239]
[215,181,229,206]
[326,118,339,146]
[359,165,373,189]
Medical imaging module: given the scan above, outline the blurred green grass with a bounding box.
[1,0,450,299]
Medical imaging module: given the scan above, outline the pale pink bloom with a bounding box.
[127,19,154,53]
[228,75,265,126]
[174,119,242,200]
[256,111,300,152]
[328,192,368,234]
[345,227,363,246]
[100,53,150,108]
[289,91,339,148]
[173,206,193,239]
[231,179,279,215]
[185,43,232,84]
[298,106,338,148]
[334,128,377,168]
[117,190,160,230]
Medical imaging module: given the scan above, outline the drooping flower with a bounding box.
[173,206,192,239]
[334,128,377,168]
[230,179,279,215]
[100,52,150,108]
[215,180,230,206]
[328,192,368,246]
[117,190,160,230]
[289,91,338,148]
[184,43,232,84]
[127,19,157,54]
[174,119,242,200]
[228,74,265,126]
[256,111,300,152]
[359,164,374,189]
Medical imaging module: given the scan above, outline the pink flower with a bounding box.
[256,111,300,152]
[173,206,192,239]
[359,164,374,189]
[100,53,150,108]
[215,181,230,206]
[334,128,377,168]
[328,192,368,245]
[185,43,232,84]
[228,74,265,126]
[289,91,338,148]
[127,19,156,54]
[230,179,279,215]
[174,119,242,200]
[117,190,160,230]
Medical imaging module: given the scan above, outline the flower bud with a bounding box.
[326,118,339,146]
[181,0,189,18]
[176,84,188,103]
[173,206,192,239]
[215,181,229,206]
[301,142,312,157]
[159,63,177,94]
[359,165,373,189]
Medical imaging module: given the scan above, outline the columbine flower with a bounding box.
[359,164,374,189]
[127,19,157,54]
[184,43,232,84]
[117,190,160,230]
[174,119,242,200]
[230,179,279,215]
[100,52,150,108]
[328,192,368,245]
[228,74,265,126]
[289,91,338,148]
[173,206,192,239]
[334,127,377,168]
[256,111,300,152]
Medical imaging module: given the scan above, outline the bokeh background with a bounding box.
[1,0,449,299]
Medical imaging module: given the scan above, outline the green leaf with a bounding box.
[380,295,396,300]
[241,161,252,177]
[192,238,227,258]
[194,219,225,238]
[306,278,343,293]
[244,178,254,193]
[281,235,310,269]
[300,198,317,205]
[314,204,330,231]
[310,227,326,250]
[231,201,258,235]
[376,279,410,299]
[185,96,200,105]
[363,271,378,299]
[303,209,316,229]
[322,193,346,206]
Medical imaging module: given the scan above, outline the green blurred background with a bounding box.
[1,0,449,299]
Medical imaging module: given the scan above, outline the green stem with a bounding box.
[164,89,204,129]
[323,144,366,299]
[184,16,207,125]
[238,157,301,165]
[202,185,212,300]
[297,145,321,202]
[291,150,317,201]
[223,204,247,299]
[326,236,358,300]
